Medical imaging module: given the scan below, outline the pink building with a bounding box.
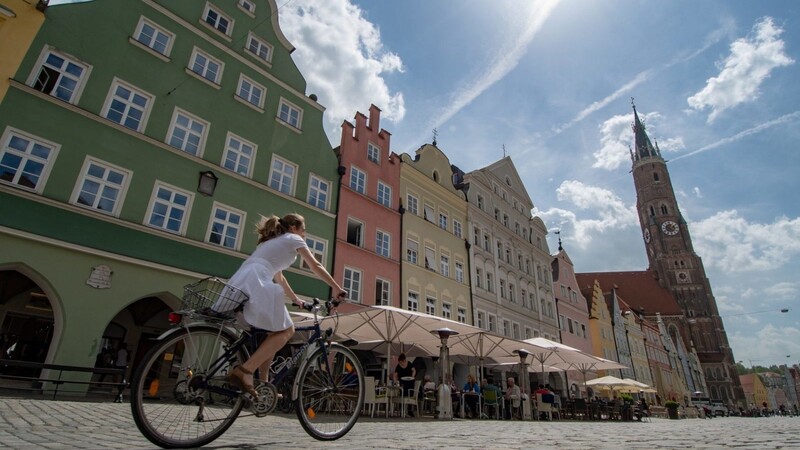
[333,105,401,312]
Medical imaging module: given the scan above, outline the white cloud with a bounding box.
[763,282,798,301]
[537,181,638,248]
[687,17,795,123]
[692,187,703,198]
[278,1,405,141]
[691,210,800,272]
[729,323,800,367]
[429,0,561,132]
[592,111,680,170]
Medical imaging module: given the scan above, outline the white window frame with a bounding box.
[236,73,266,110]
[442,303,452,320]
[206,202,245,250]
[307,174,330,210]
[407,291,419,312]
[144,181,194,235]
[406,238,418,264]
[477,311,485,329]
[438,211,448,230]
[475,268,483,289]
[268,154,297,195]
[488,314,497,332]
[367,142,380,164]
[346,217,364,247]
[202,2,234,37]
[238,0,256,16]
[0,127,59,194]
[28,46,91,104]
[455,261,464,283]
[423,203,434,221]
[406,193,418,215]
[377,181,391,207]
[426,297,436,316]
[101,78,154,132]
[301,235,327,271]
[376,229,391,258]
[457,307,467,324]
[453,219,462,238]
[440,254,450,278]
[424,246,436,271]
[166,108,209,156]
[132,16,175,58]
[189,46,224,85]
[277,97,303,130]
[349,165,366,194]
[343,267,362,303]
[70,156,131,217]
[244,32,273,64]
[221,132,256,177]
[376,278,391,306]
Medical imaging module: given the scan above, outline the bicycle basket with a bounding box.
[181,277,249,320]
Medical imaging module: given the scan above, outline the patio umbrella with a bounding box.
[552,356,628,397]
[521,337,609,388]
[446,332,550,384]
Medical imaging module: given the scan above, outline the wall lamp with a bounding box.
[198,170,218,196]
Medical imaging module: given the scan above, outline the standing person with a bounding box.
[392,353,416,396]
[504,377,521,420]
[227,214,347,398]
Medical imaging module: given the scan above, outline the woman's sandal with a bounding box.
[228,365,259,399]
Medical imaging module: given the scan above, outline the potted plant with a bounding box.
[665,400,680,419]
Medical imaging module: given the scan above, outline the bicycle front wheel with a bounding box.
[294,342,364,440]
[130,326,247,448]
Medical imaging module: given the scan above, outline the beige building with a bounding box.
[580,279,617,375]
[455,157,558,341]
[399,144,470,324]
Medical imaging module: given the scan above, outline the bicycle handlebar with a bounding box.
[293,298,342,314]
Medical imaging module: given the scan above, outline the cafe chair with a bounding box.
[363,377,388,418]
[396,379,421,417]
[421,388,437,416]
[482,389,500,419]
[536,393,554,421]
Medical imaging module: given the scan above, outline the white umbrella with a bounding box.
[446,332,550,384]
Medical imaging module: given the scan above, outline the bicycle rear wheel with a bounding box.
[130,326,247,448]
[294,342,364,440]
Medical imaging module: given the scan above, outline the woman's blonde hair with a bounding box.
[255,213,304,244]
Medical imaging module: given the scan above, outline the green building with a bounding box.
[0,0,339,389]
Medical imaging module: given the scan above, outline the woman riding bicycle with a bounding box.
[226,213,347,398]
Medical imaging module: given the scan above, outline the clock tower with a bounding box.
[630,102,744,406]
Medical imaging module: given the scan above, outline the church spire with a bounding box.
[630,98,661,164]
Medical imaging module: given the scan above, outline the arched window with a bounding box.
[432,170,439,182]
[653,172,660,181]
[661,204,669,214]
[649,206,656,216]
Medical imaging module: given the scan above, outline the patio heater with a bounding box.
[431,327,459,420]
[514,349,532,420]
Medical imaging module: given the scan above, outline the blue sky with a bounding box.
[276,0,800,368]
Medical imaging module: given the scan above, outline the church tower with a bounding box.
[630,102,744,406]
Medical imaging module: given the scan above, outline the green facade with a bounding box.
[0,0,338,383]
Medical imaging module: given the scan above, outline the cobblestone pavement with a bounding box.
[0,398,798,449]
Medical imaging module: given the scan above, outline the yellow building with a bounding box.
[740,373,768,410]
[399,143,471,325]
[581,279,617,377]
[0,0,45,102]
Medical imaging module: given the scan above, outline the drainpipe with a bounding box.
[330,163,346,300]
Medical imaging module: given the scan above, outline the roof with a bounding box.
[575,270,683,316]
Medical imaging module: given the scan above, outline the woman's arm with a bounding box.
[274,271,303,307]
[297,247,346,298]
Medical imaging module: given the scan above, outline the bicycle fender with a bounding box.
[153,324,240,342]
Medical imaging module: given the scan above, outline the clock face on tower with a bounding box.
[661,220,679,236]
[644,228,651,243]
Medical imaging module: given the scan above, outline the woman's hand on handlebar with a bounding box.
[334,290,347,306]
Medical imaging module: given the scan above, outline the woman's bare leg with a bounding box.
[239,326,294,386]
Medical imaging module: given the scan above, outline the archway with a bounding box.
[0,269,56,378]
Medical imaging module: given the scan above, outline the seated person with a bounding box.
[503,377,521,419]
[423,374,436,392]
[462,374,481,418]
[635,397,649,421]
[448,376,461,415]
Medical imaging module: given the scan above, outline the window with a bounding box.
[349,166,365,194]
[236,74,265,109]
[477,311,485,329]
[189,47,223,84]
[503,319,510,337]
[453,219,462,238]
[442,303,452,320]
[146,182,193,235]
[488,314,497,332]
[407,291,419,312]
[406,238,418,263]
[269,155,296,195]
[277,98,302,129]
[473,227,480,245]
[505,247,511,264]
[167,108,208,156]
[343,267,362,303]
[509,283,515,303]
[406,194,418,215]
[71,158,130,216]
[486,272,493,292]
[30,48,89,103]
[483,235,490,251]
[440,254,450,277]
[423,203,434,221]
[102,79,153,132]
[377,181,391,207]
[568,318,575,334]
[525,327,532,339]
[455,262,464,283]
[245,32,272,63]
[475,268,483,289]
[134,17,174,56]
[376,230,390,257]
[513,323,520,339]
[222,133,256,176]
[424,246,435,271]
[207,203,244,249]
[457,307,467,324]
[307,175,330,210]
[426,297,436,316]
[376,278,391,306]
[202,3,233,36]
[300,236,326,271]
[499,280,506,299]
[477,194,484,210]
[367,142,380,163]
[346,218,363,247]
[0,128,58,193]
[238,0,255,14]
[496,241,503,258]
[438,212,448,230]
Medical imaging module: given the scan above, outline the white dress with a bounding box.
[227,233,307,331]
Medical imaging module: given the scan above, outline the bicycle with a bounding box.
[130,277,365,449]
